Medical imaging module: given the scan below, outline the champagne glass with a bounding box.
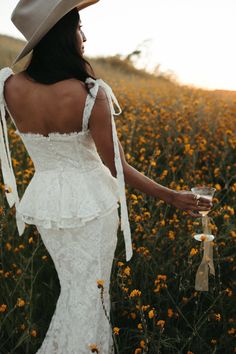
[191,186,216,241]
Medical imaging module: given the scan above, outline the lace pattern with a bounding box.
[35,207,118,354]
[15,129,90,139]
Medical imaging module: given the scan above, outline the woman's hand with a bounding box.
[171,190,213,218]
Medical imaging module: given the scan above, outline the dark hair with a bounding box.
[25,8,96,85]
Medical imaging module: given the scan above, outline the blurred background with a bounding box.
[1,0,236,91]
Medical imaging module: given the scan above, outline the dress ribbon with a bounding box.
[86,78,133,262]
[0,67,25,236]
[195,215,215,291]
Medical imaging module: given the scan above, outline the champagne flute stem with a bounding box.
[202,215,210,234]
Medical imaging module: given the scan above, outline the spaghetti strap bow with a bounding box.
[0,67,25,236]
[86,78,133,262]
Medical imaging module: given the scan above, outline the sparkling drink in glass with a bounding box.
[191,186,216,241]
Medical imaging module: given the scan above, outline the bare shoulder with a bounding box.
[4,72,23,102]
[90,86,110,121]
[4,72,21,90]
[5,72,89,105]
[96,85,107,101]
[3,73,92,131]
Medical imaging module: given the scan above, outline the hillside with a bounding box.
[0,34,170,82]
[0,34,27,69]
[1,34,236,98]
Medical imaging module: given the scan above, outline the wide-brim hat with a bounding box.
[11,0,99,65]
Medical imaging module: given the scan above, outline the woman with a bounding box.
[0,0,212,353]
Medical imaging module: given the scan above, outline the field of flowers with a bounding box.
[0,37,236,353]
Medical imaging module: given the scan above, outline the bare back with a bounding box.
[4,72,88,136]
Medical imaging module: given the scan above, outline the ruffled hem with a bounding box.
[16,164,120,229]
[17,204,119,229]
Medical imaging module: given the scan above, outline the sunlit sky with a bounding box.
[1,0,236,91]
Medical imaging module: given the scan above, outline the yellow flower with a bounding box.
[135,215,142,222]
[225,288,233,297]
[190,248,198,256]
[121,287,129,293]
[0,304,7,313]
[140,340,146,348]
[126,153,132,160]
[137,323,143,329]
[225,129,233,135]
[123,266,131,276]
[157,274,167,282]
[162,170,168,176]
[214,313,221,321]
[157,320,165,328]
[215,183,221,191]
[129,289,141,298]
[168,230,175,240]
[150,161,156,167]
[88,343,99,353]
[141,305,150,311]
[42,255,48,260]
[30,329,37,337]
[184,144,194,155]
[136,246,150,257]
[113,327,120,335]
[227,206,234,215]
[134,349,142,354]
[148,309,155,319]
[5,242,12,251]
[117,262,124,267]
[231,183,236,192]
[143,211,151,219]
[97,280,105,288]
[228,328,236,335]
[28,237,33,244]
[16,298,25,307]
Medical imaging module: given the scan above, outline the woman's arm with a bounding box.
[89,87,212,215]
[116,141,175,205]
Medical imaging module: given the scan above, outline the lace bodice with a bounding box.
[0,67,133,262]
[15,129,104,172]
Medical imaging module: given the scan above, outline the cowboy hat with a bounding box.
[11,0,99,65]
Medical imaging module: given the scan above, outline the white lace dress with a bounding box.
[0,67,133,354]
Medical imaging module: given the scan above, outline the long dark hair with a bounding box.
[25,8,96,84]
